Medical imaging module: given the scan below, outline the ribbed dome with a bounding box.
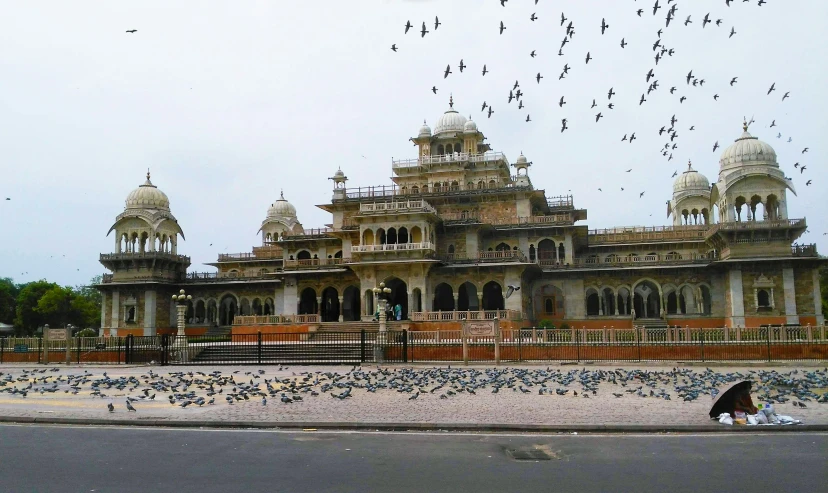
[267,191,297,218]
[332,169,345,180]
[463,117,478,133]
[516,153,528,165]
[418,120,432,137]
[434,96,467,134]
[673,162,710,193]
[125,172,170,211]
[719,123,777,170]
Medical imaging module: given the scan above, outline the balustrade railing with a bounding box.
[359,199,437,215]
[546,195,574,209]
[409,310,522,322]
[100,252,190,262]
[791,244,818,257]
[284,258,343,268]
[351,242,435,253]
[589,225,707,244]
[442,250,528,263]
[706,218,805,235]
[233,314,321,325]
[392,151,509,169]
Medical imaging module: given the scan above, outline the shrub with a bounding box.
[559,323,571,331]
[75,328,98,337]
[537,319,555,329]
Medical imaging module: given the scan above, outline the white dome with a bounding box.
[332,169,345,180]
[673,162,710,193]
[463,117,478,133]
[267,191,297,218]
[516,153,528,165]
[418,120,432,137]
[125,172,170,211]
[719,124,778,170]
[434,97,467,135]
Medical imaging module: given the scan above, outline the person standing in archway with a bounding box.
[394,303,402,321]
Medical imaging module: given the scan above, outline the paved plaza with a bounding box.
[0,364,825,427]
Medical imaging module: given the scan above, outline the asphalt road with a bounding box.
[1,425,825,493]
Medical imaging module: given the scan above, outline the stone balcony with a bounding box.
[588,225,707,245]
[358,199,437,216]
[441,212,575,227]
[392,151,509,171]
[351,242,435,253]
[441,250,528,265]
[539,252,717,270]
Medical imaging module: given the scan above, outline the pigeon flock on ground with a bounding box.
[390,0,815,195]
[1,366,826,413]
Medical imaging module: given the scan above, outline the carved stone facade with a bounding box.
[96,103,825,333]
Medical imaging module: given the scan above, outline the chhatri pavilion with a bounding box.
[96,99,824,336]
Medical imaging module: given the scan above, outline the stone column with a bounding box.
[110,290,120,336]
[143,290,157,336]
[316,297,323,319]
[728,268,746,328]
[338,296,344,322]
[100,292,107,330]
[813,269,825,326]
[782,268,799,325]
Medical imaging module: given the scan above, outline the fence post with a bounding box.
[117,336,121,364]
[0,337,4,363]
[576,328,581,362]
[766,325,772,362]
[518,328,522,362]
[360,329,366,363]
[257,331,262,365]
[636,325,642,362]
[402,329,408,363]
[76,337,81,364]
[125,335,132,364]
[700,329,705,362]
[38,337,42,364]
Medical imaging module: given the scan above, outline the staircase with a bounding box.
[205,325,232,337]
[191,341,368,364]
[636,319,669,330]
[315,321,408,333]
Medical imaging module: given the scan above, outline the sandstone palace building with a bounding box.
[97,99,824,336]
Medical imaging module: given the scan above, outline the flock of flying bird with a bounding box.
[1,366,826,414]
[390,0,814,198]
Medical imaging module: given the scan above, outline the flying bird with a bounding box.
[434,16,441,30]
[125,30,137,34]
[499,21,506,34]
[559,96,566,107]
[585,52,592,64]
[713,141,720,152]
[482,65,488,76]
[601,18,609,34]
[595,112,603,122]
[561,119,568,132]
[621,38,627,48]
[391,44,397,52]
[526,114,531,122]
[505,285,521,299]
[444,64,452,78]
[421,22,429,38]
[530,50,536,58]
[404,20,412,34]
[767,83,776,95]
[431,86,438,94]
[458,59,466,72]
[802,148,809,154]
[536,72,543,83]
[487,106,494,119]
[782,92,790,101]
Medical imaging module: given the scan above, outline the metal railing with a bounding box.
[792,244,818,257]
[351,242,435,253]
[2,325,825,365]
[546,195,574,209]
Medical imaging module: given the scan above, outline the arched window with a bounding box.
[437,144,445,155]
[450,181,459,191]
[447,244,455,255]
[297,250,311,260]
[454,143,461,153]
[411,185,419,194]
[757,289,771,308]
[529,244,536,262]
[488,180,496,189]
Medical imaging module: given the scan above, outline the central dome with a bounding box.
[267,191,297,218]
[719,123,777,171]
[125,171,170,211]
[673,162,710,193]
[434,96,467,135]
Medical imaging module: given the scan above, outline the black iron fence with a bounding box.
[1,329,826,365]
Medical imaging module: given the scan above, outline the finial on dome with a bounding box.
[687,160,693,170]
[146,168,151,181]
[423,119,427,125]
[280,189,284,200]
[449,94,454,108]
[743,119,749,132]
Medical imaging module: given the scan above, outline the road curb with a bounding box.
[1,415,826,433]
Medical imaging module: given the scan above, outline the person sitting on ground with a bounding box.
[732,388,758,416]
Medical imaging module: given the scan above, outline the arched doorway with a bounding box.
[299,288,318,315]
[364,290,374,318]
[457,282,478,311]
[433,283,455,311]
[384,277,408,319]
[206,300,217,324]
[297,250,311,260]
[411,288,422,312]
[219,295,237,326]
[342,286,360,321]
[537,239,557,263]
[321,287,339,322]
[633,281,661,319]
[482,281,504,310]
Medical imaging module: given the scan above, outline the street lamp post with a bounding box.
[371,282,392,362]
[171,289,192,360]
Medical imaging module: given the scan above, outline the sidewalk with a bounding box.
[1,364,825,431]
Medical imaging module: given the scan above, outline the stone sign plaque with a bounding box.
[47,328,68,341]
[464,320,497,337]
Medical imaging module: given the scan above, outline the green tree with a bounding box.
[35,285,100,330]
[14,280,58,335]
[821,265,828,318]
[0,277,19,325]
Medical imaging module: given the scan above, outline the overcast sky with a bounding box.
[1,0,825,287]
